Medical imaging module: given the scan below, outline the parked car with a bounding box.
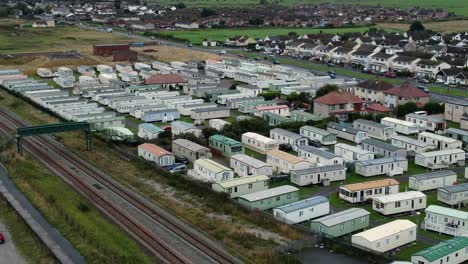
[308,139,322,148]
[164,163,187,174]
[0,231,5,244]
[362,68,375,74]
[219,50,227,55]
[417,78,430,84]
[384,71,396,78]
[279,143,293,152]
[326,62,336,67]
[175,155,189,164]
[187,43,193,47]
[417,85,430,93]
[328,70,336,79]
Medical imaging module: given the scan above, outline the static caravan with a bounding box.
[355,157,408,177]
[409,170,457,192]
[391,135,435,154]
[209,119,230,132]
[190,159,234,182]
[57,66,73,76]
[415,149,465,169]
[334,143,374,162]
[438,183,468,206]
[411,236,468,264]
[266,149,311,174]
[381,117,420,135]
[446,128,468,148]
[291,165,346,186]
[137,123,163,140]
[230,154,273,177]
[339,179,400,204]
[242,132,279,154]
[373,191,426,215]
[297,145,344,166]
[211,175,269,198]
[171,121,202,138]
[216,92,257,105]
[310,208,370,238]
[327,122,368,144]
[351,220,417,253]
[141,109,180,122]
[300,126,336,145]
[237,185,299,211]
[190,106,230,125]
[422,205,468,237]
[406,113,447,133]
[263,112,293,126]
[270,128,308,151]
[254,105,290,117]
[290,110,322,123]
[37,68,53,78]
[238,100,277,114]
[353,119,394,141]
[418,132,463,150]
[273,196,330,224]
[172,138,212,163]
[178,103,217,116]
[360,138,407,158]
[209,134,244,157]
[226,96,264,109]
[137,143,175,167]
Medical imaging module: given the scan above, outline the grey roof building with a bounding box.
[360,138,407,158]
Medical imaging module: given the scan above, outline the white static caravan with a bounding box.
[390,135,435,154]
[177,103,217,116]
[405,113,447,133]
[171,121,202,138]
[190,159,234,183]
[353,119,395,141]
[415,149,465,169]
[211,175,269,199]
[37,68,53,78]
[422,205,468,237]
[339,179,400,204]
[299,125,337,145]
[297,145,344,166]
[381,117,420,135]
[409,170,458,192]
[355,157,408,177]
[372,191,427,215]
[137,123,163,140]
[351,220,417,253]
[334,143,374,162]
[266,149,311,174]
[96,65,113,74]
[270,128,308,152]
[438,183,468,206]
[230,154,273,177]
[242,132,279,154]
[273,196,330,225]
[209,119,230,132]
[327,122,368,144]
[360,138,408,158]
[190,106,231,125]
[216,93,257,105]
[418,132,463,150]
[57,66,73,76]
[290,165,346,186]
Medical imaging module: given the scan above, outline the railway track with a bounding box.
[0,106,239,264]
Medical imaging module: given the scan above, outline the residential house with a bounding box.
[334,143,374,162]
[373,191,426,215]
[313,91,364,119]
[446,128,468,148]
[137,123,164,140]
[355,157,408,177]
[381,117,420,135]
[390,135,435,154]
[360,138,407,158]
[190,159,234,182]
[298,145,344,166]
[415,60,451,79]
[418,132,463,150]
[266,149,311,174]
[444,99,468,123]
[291,165,346,186]
[368,53,397,72]
[405,113,447,133]
[327,122,368,144]
[137,143,175,167]
[211,175,269,198]
[171,121,202,138]
[270,128,308,151]
[391,56,421,73]
[242,132,279,154]
[347,79,394,104]
[339,179,400,204]
[172,138,212,163]
[438,183,468,206]
[351,220,417,253]
[237,185,299,211]
[415,149,466,169]
[310,208,370,238]
[383,81,430,108]
[230,154,273,177]
[300,126,337,145]
[209,134,244,157]
[422,205,468,237]
[411,236,468,264]
[409,170,458,192]
[353,119,394,141]
[273,196,330,224]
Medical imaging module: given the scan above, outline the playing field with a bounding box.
[156,27,371,45]
[377,20,468,33]
[152,0,468,16]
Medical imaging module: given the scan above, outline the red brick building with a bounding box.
[93,44,130,56]
[313,91,364,119]
[144,74,188,89]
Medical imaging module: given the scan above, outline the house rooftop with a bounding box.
[327,122,361,135]
[312,208,370,227]
[410,170,457,181]
[341,178,399,192]
[231,154,269,169]
[210,134,241,146]
[172,138,210,152]
[243,132,278,144]
[417,149,465,157]
[373,191,425,203]
[239,185,299,202]
[138,143,172,157]
[314,91,364,105]
[425,205,468,220]
[383,80,429,98]
[298,145,339,160]
[413,236,468,262]
[145,74,187,85]
[439,183,468,194]
[267,149,307,164]
[291,164,345,175]
[356,79,394,92]
[354,119,390,129]
[361,138,405,152]
[195,159,232,173]
[356,156,407,166]
[271,128,304,141]
[352,220,416,242]
[275,196,328,214]
[139,123,164,133]
[214,175,269,189]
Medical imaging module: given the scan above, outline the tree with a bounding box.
[314,84,338,99]
[201,8,216,17]
[175,3,186,9]
[288,31,298,38]
[394,102,418,117]
[222,118,270,140]
[423,102,444,115]
[202,127,218,141]
[258,91,281,100]
[259,0,268,4]
[248,17,264,25]
[410,21,425,32]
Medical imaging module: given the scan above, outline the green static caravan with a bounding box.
[237,185,299,211]
[204,89,239,102]
[211,175,270,198]
[290,110,323,122]
[238,100,278,114]
[310,208,370,238]
[411,236,468,264]
[262,112,294,126]
[208,134,244,157]
[125,84,163,94]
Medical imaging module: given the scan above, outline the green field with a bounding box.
[153,0,468,16]
[156,27,371,45]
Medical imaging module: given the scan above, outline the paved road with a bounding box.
[0,221,27,264]
[0,164,86,264]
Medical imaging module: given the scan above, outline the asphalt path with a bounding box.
[0,221,27,264]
